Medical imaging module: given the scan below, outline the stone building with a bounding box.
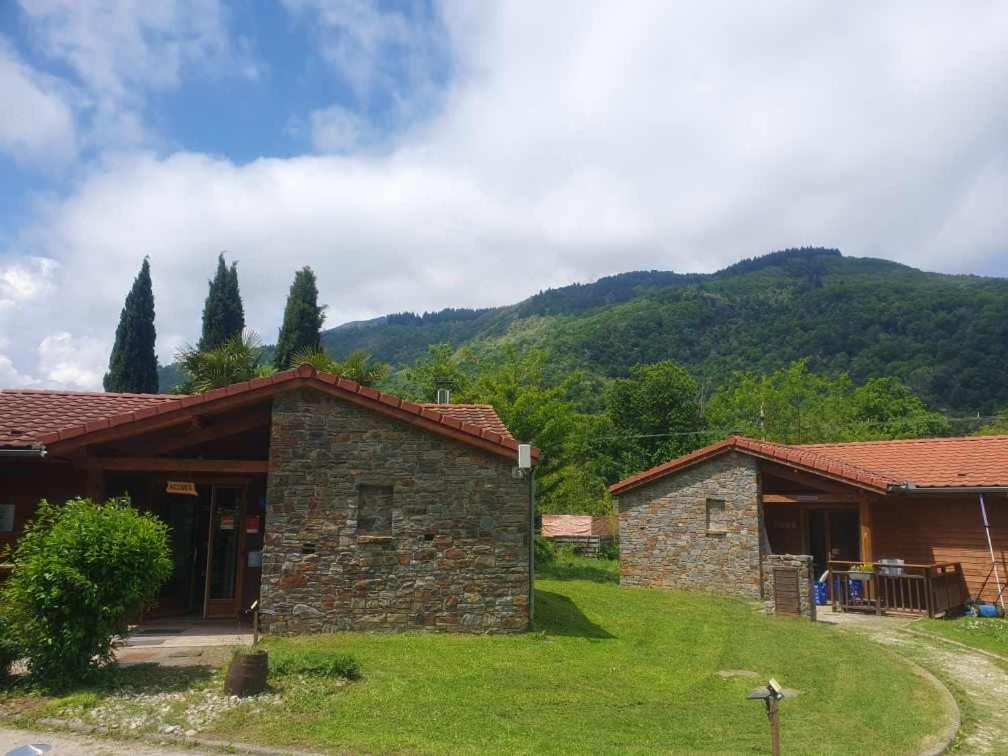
[610,435,1008,619]
[0,365,535,633]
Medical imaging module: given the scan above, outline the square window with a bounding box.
[0,504,14,532]
[706,498,727,533]
[357,485,394,534]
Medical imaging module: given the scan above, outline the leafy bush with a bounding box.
[0,612,19,682]
[598,540,620,561]
[0,497,172,686]
[270,649,361,680]
[534,536,557,565]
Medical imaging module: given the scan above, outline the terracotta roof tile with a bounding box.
[609,434,1008,495]
[0,369,532,461]
[0,389,179,448]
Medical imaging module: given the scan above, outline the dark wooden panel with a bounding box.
[773,567,801,615]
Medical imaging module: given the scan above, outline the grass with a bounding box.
[202,555,945,754]
[916,615,1008,658]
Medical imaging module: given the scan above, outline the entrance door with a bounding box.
[203,486,245,619]
[808,508,861,578]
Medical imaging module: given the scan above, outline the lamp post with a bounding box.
[747,679,785,756]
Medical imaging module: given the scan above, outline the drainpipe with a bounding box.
[0,447,47,458]
[528,463,536,629]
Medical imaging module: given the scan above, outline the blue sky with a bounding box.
[0,1,1006,389]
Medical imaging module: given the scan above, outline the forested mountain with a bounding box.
[159,248,1007,413]
[315,248,1007,412]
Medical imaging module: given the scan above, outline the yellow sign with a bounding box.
[166,480,198,496]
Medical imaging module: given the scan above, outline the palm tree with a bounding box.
[291,346,388,387]
[174,330,274,393]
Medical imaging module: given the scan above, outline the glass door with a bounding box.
[203,486,245,618]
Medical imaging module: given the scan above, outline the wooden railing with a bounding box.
[828,561,968,618]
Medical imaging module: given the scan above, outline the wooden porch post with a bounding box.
[858,493,874,563]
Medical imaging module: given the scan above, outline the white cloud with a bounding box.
[0,42,77,165]
[0,256,59,309]
[309,105,364,153]
[36,332,106,389]
[2,1,1007,389]
[281,0,448,115]
[16,0,260,151]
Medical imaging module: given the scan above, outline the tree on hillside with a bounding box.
[402,343,474,401]
[104,257,158,393]
[199,253,245,351]
[602,360,705,477]
[274,267,326,370]
[705,360,948,444]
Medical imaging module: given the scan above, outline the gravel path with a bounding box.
[829,610,1008,754]
[0,726,204,755]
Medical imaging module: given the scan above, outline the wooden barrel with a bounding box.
[224,650,268,697]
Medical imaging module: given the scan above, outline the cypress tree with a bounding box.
[199,253,245,350]
[273,267,326,369]
[104,257,158,393]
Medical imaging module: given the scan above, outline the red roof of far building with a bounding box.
[0,365,534,460]
[609,434,1008,495]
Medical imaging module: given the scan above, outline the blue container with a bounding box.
[814,581,829,605]
[978,603,1001,618]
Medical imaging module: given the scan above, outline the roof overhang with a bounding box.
[36,365,537,464]
[609,436,893,496]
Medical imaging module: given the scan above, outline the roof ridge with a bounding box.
[740,437,900,486]
[800,434,1008,447]
[1,388,180,399]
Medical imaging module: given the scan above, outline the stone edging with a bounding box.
[901,659,961,756]
[20,717,326,756]
[828,626,960,756]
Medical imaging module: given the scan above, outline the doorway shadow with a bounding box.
[534,590,614,639]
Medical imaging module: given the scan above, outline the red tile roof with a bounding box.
[420,404,515,442]
[0,389,178,448]
[609,434,1008,495]
[0,365,534,461]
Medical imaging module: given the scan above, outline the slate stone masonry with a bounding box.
[762,554,816,621]
[260,389,531,634]
[616,452,765,599]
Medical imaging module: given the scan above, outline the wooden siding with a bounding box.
[1,459,87,548]
[873,493,1008,602]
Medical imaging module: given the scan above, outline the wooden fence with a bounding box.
[828,561,967,618]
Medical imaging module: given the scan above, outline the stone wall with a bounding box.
[616,452,764,599]
[260,389,530,634]
[761,554,816,621]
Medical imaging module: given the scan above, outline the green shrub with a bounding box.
[270,649,361,680]
[534,536,558,565]
[0,612,19,683]
[598,540,619,561]
[0,497,172,686]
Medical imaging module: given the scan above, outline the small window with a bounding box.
[706,498,727,533]
[0,504,14,532]
[357,484,394,534]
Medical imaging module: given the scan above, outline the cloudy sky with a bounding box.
[1,1,1006,390]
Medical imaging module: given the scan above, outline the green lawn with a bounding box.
[204,557,945,754]
[916,615,1008,658]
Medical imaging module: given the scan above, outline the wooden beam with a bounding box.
[126,408,272,456]
[859,492,874,562]
[82,458,269,474]
[761,461,870,496]
[763,493,858,504]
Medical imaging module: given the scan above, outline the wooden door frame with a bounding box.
[203,483,247,619]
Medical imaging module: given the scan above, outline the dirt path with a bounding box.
[823,610,1008,754]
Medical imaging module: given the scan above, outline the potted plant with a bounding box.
[848,562,875,582]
